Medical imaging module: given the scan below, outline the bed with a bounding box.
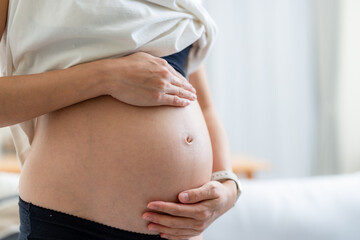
[1,172,360,240]
[204,172,360,240]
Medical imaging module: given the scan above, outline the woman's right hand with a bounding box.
[102,51,197,107]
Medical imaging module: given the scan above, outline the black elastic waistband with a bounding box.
[18,196,163,240]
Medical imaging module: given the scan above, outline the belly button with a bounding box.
[185,135,194,145]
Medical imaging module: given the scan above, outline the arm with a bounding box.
[1,0,196,127]
[189,65,232,171]
[0,56,197,127]
[1,8,196,128]
[1,1,109,127]
[0,63,109,127]
[0,0,8,36]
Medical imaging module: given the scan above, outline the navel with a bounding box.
[184,135,194,145]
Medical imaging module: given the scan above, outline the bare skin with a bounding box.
[19,92,214,235]
[0,0,196,128]
[1,1,237,239]
[0,53,197,128]
[143,65,237,240]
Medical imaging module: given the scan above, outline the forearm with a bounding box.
[202,107,237,205]
[188,65,232,171]
[202,107,232,172]
[0,60,109,127]
[0,0,8,36]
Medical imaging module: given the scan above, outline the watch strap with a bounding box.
[211,170,242,204]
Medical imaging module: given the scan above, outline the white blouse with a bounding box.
[0,0,217,168]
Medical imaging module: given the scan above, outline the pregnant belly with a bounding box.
[18,95,213,234]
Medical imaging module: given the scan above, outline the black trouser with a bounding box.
[18,196,163,240]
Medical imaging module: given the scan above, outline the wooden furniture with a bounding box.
[0,154,20,174]
[231,154,270,179]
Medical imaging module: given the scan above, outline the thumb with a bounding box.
[178,181,221,204]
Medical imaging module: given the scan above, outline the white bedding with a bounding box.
[1,172,360,240]
[204,172,360,240]
[0,173,19,198]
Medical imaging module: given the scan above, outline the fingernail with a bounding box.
[184,99,191,105]
[148,225,157,231]
[147,204,158,210]
[142,214,152,221]
[180,192,189,202]
[192,94,197,99]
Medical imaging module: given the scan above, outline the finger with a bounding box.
[178,181,222,204]
[147,201,209,220]
[165,63,196,94]
[147,223,200,237]
[142,212,198,229]
[159,94,192,107]
[166,85,197,101]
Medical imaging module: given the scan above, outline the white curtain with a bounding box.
[312,0,341,175]
[203,0,317,178]
[337,0,360,173]
[203,0,360,178]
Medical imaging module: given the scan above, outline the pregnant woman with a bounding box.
[0,0,241,239]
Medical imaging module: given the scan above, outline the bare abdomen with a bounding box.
[19,95,213,234]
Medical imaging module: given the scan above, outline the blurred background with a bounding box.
[202,0,360,178]
[1,1,359,239]
[1,0,360,179]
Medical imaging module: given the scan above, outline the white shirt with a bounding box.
[0,0,217,168]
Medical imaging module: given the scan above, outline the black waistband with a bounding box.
[18,196,163,240]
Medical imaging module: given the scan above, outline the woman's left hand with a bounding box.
[142,180,237,240]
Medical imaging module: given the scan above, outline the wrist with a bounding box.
[92,58,121,96]
[222,179,237,207]
[211,170,242,207]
